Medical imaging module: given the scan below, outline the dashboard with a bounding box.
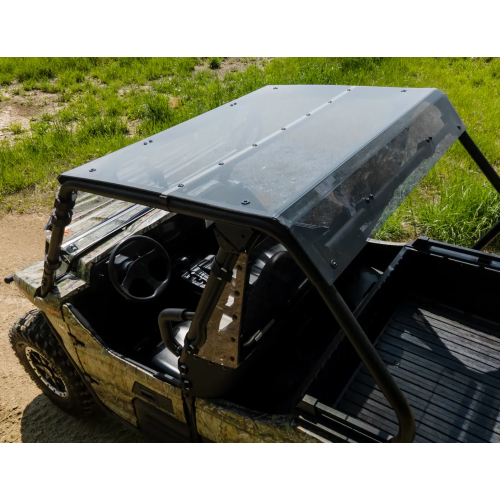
[180,255,215,290]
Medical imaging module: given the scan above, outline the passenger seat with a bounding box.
[242,238,306,343]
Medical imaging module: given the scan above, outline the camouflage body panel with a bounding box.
[196,399,321,443]
[198,254,247,368]
[15,260,87,316]
[14,260,45,302]
[45,311,83,367]
[62,305,186,426]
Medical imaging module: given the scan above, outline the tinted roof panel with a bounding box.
[176,86,441,217]
[61,85,440,218]
[60,85,349,205]
[60,85,463,282]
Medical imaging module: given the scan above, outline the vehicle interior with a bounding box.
[69,208,399,413]
[72,213,217,369]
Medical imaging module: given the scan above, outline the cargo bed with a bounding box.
[336,300,500,442]
[299,238,500,443]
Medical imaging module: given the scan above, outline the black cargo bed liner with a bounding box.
[336,300,500,443]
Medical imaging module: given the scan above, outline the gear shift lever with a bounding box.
[177,256,191,274]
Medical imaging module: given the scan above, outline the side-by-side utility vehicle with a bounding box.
[7,85,500,442]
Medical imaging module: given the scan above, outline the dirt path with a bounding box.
[0,213,147,442]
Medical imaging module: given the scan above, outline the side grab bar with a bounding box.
[159,308,195,356]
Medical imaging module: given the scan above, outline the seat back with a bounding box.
[241,238,305,342]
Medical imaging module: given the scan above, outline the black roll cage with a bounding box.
[39,131,500,443]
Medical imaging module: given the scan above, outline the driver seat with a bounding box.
[149,321,191,378]
[148,238,305,378]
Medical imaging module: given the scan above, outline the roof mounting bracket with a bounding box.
[214,222,256,254]
[211,259,233,283]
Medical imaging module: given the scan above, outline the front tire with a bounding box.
[9,310,96,416]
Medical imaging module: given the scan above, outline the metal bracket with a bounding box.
[211,259,233,283]
[214,222,256,254]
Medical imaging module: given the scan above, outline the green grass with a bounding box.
[8,122,24,135]
[1,57,500,249]
[209,57,221,70]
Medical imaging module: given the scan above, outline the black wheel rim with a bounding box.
[25,347,68,398]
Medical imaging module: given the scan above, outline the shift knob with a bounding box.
[177,256,190,271]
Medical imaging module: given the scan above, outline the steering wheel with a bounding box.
[108,235,171,302]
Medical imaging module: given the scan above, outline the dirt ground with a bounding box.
[0,89,62,143]
[195,57,272,78]
[0,212,148,442]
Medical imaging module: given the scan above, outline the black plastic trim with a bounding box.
[132,382,175,415]
[133,398,191,442]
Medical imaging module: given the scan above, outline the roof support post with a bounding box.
[310,276,416,443]
[40,188,77,297]
[460,131,500,195]
[472,219,500,250]
[459,132,500,250]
